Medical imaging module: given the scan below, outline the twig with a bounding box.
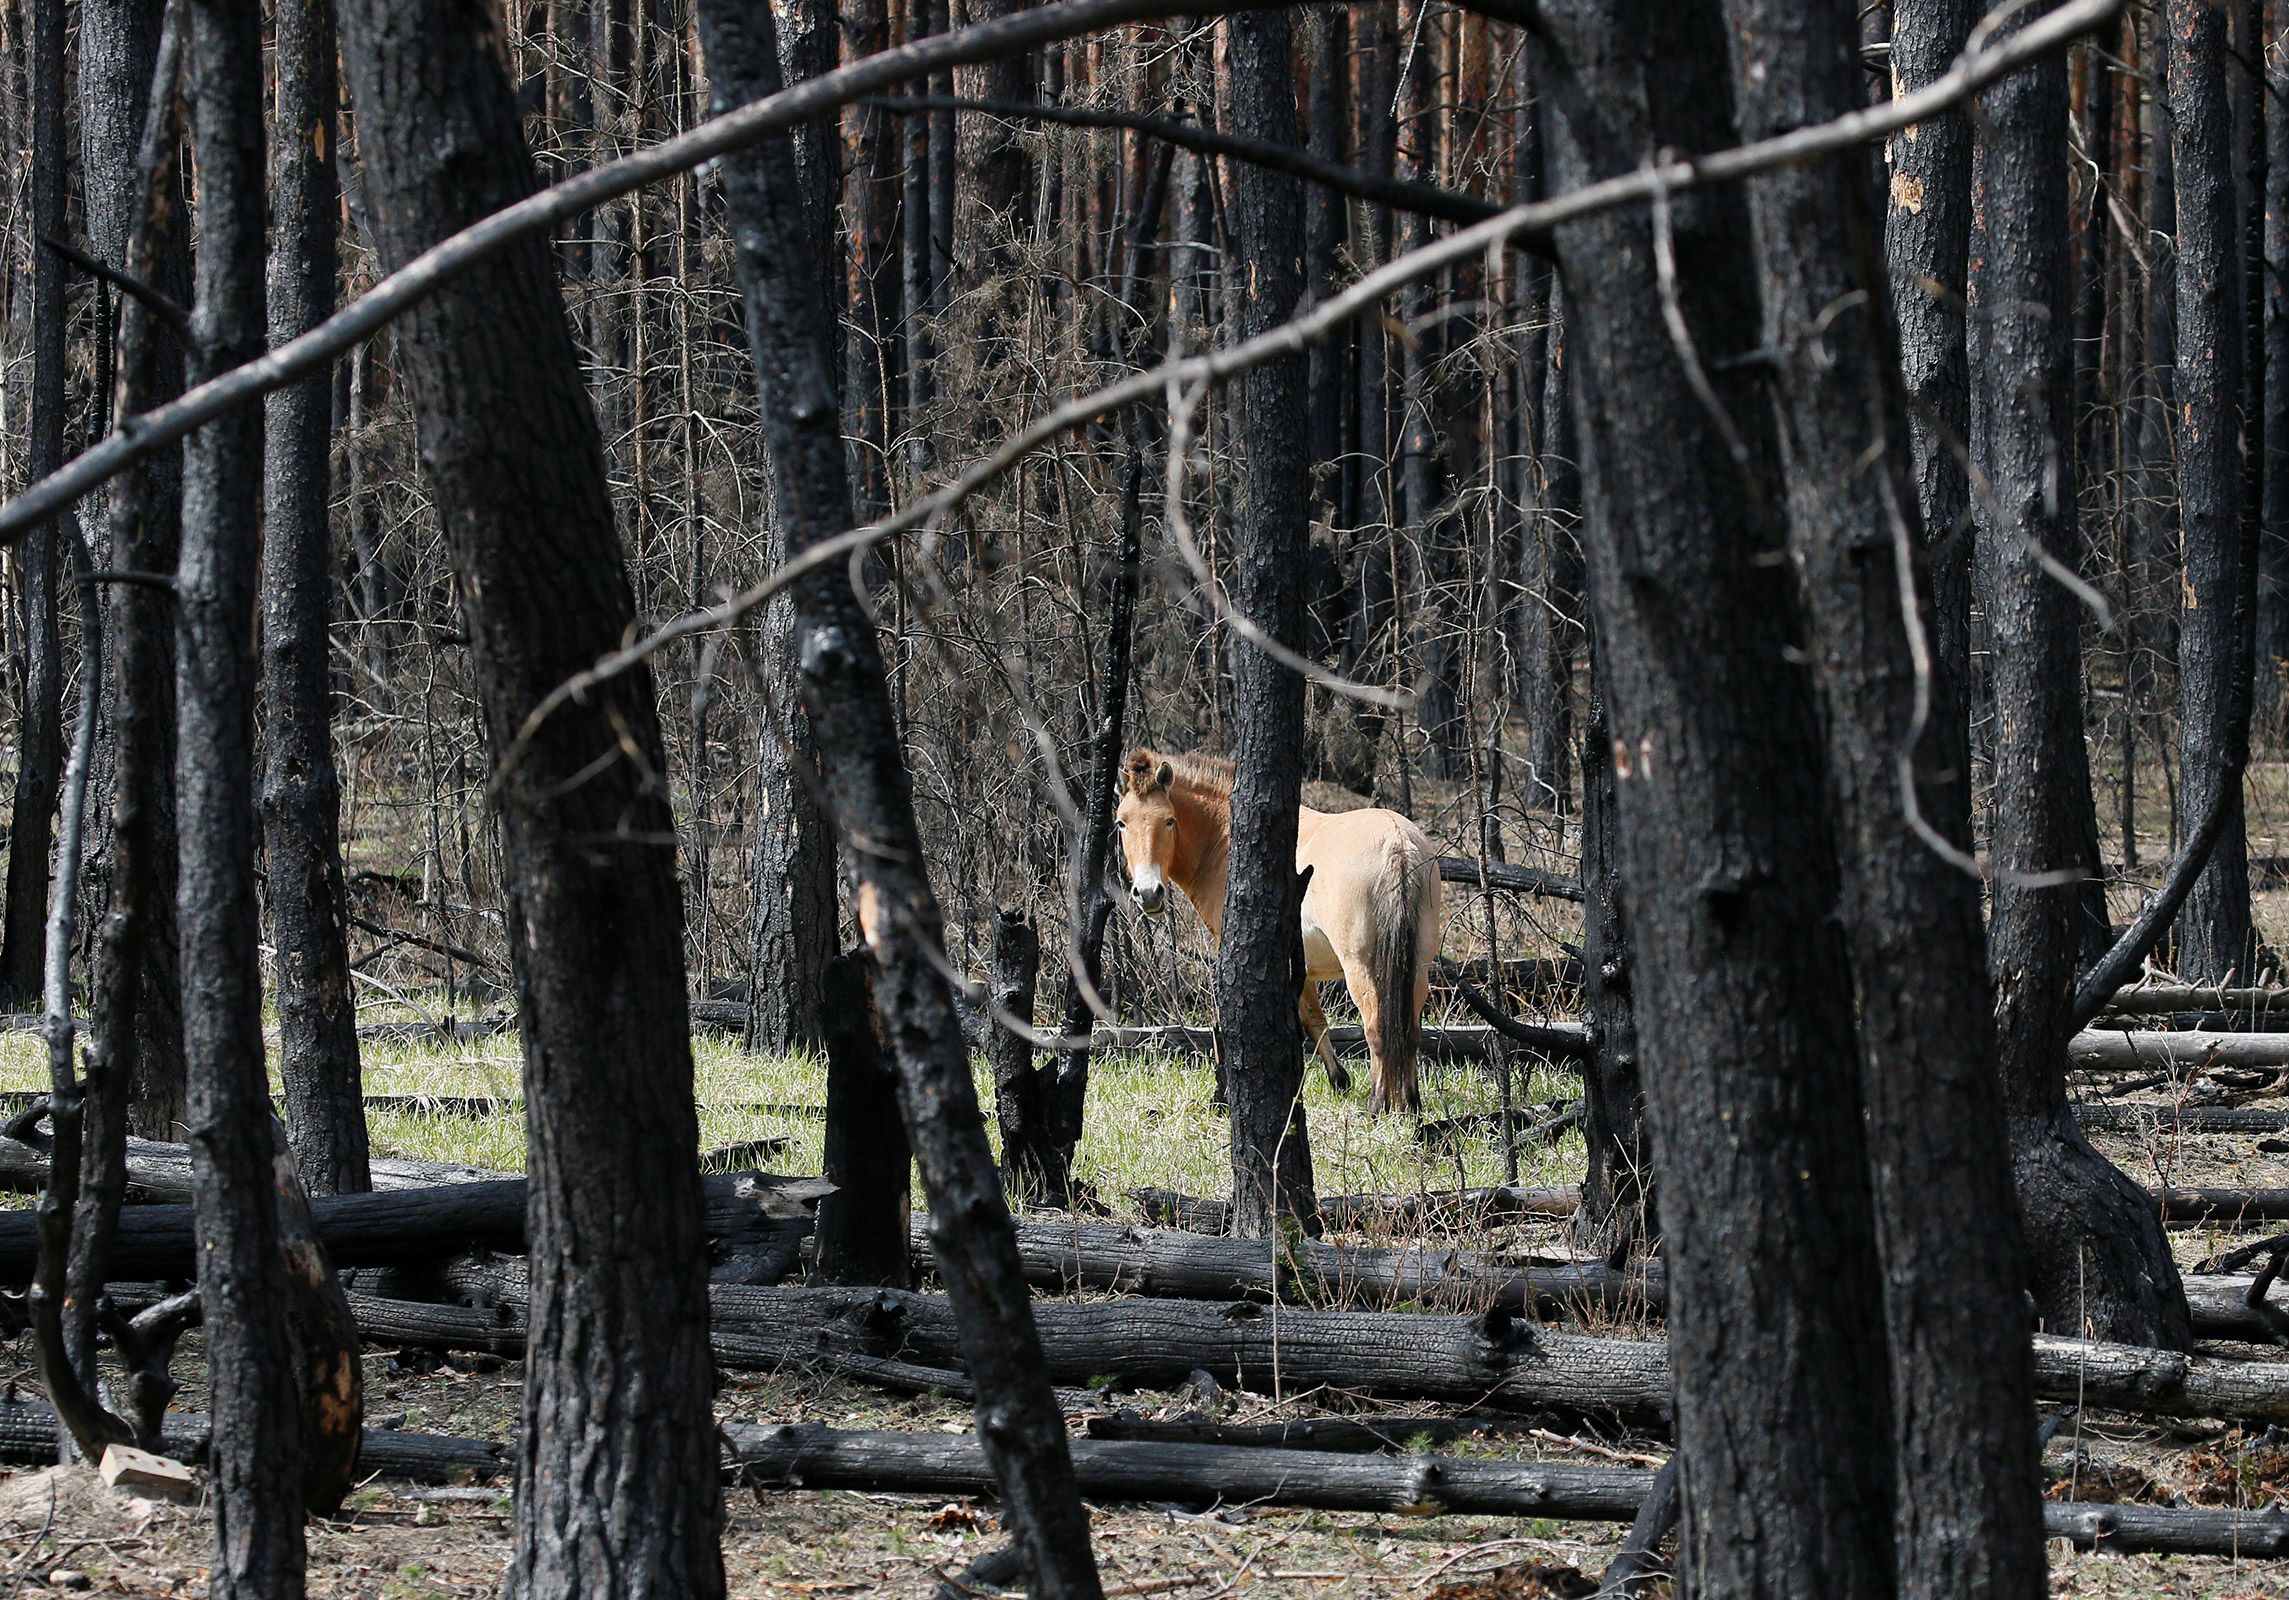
[36,234,191,336]
[872,95,1501,227]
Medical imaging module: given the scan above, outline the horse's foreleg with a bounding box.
[1298,983,1351,1095]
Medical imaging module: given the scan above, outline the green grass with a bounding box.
[0,997,1582,1219]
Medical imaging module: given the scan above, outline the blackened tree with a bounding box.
[261,0,368,1196]
[1972,21,2196,1350]
[1719,3,2046,1592]
[692,3,1103,1593]
[330,2,728,1592]
[81,0,189,1140]
[179,1,312,1590]
[2169,0,2257,983]
[1217,5,1317,1239]
[1541,4,1896,1594]
[0,0,68,1007]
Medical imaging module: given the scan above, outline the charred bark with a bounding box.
[1720,4,2046,1593]
[949,0,1034,283]
[987,909,1050,1201]
[1972,29,2195,1351]
[1518,291,1580,815]
[81,0,189,1144]
[1541,5,1897,1595]
[262,0,367,1197]
[741,0,842,1062]
[816,951,913,1288]
[1567,693,1647,1258]
[180,2,311,1589]
[330,2,729,1592]
[66,7,190,1385]
[1046,455,1145,1192]
[2262,0,2289,707]
[2169,0,2257,984]
[1217,6,1318,1232]
[1884,0,1976,814]
[0,0,69,1007]
[693,3,1104,1593]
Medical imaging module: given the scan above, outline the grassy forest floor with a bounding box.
[3,760,2289,1592]
[0,1023,2284,1596]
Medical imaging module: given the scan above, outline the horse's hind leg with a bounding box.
[1298,983,1351,1095]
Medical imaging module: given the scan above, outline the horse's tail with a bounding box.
[1368,827,1439,1114]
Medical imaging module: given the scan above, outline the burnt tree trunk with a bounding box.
[2170,0,2257,983]
[1541,5,1897,1596]
[81,0,188,1142]
[741,0,841,1061]
[1047,456,1145,1193]
[331,4,729,1594]
[950,0,1033,284]
[816,951,913,1288]
[842,0,900,522]
[1972,29,2196,1351]
[67,0,189,1389]
[1720,4,2046,1594]
[1566,690,1647,1258]
[1518,289,1580,816]
[2262,0,2289,710]
[0,0,68,1007]
[1218,6,1317,1231]
[692,4,1104,1594]
[261,0,367,1198]
[988,908,1047,1202]
[1884,0,1975,814]
[179,2,311,1591]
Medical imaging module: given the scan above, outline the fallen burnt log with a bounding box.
[729,1422,1648,1519]
[339,1252,2266,1361]
[724,1424,2289,1556]
[2156,1188,2289,1224]
[400,1267,2289,1428]
[2099,986,2289,1016]
[2185,1274,2289,1344]
[2070,1030,2289,1069]
[0,1128,506,1201]
[1435,858,1587,903]
[1130,1184,1582,1234]
[2077,1103,2289,1136]
[0,1172,830,1283]
[921,1217,1658,1318]
[398,1268,1674,1424]
[1084,1413,1534,1453]
[0,1395,508,1483]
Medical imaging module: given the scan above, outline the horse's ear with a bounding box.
[1152,759,1174,792]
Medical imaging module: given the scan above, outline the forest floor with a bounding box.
[0,1024,2285,1596]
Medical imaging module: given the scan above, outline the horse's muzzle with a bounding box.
[1132,880,1167,915]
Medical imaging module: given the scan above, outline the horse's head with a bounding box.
[1116,748,1179,915]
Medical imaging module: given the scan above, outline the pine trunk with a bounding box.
[692,4,1104,1593]
[180,3,311,1590]
[1541,6,1896,1594]
[2170,0,2256,983]
[1720,4,2046,1593]
[1972,27,2196,1351]
[261,0,368,1197]
[331,3,729,1592]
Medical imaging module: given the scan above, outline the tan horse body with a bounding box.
[1115,749,1443,1113]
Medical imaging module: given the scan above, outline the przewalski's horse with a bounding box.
[1115,749,1443,1114]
